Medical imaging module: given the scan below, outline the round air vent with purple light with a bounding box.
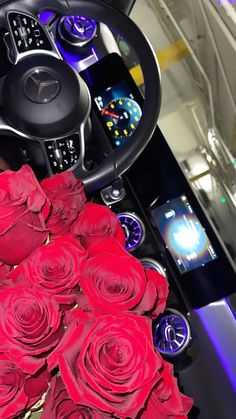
[117,212,145,251]
[153,309,191,357]
[140,257,167,277]
[58,16,97,46]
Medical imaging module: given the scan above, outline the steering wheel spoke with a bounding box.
[0,77,30,137]
[3,9,61,64]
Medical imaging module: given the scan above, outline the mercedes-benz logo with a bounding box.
[23,69,60,103]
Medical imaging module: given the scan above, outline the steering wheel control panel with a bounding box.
[44,134,80,174]
[6,12,57,63]
[81,53,143,148]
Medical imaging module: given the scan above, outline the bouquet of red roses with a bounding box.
[0,165,193,418]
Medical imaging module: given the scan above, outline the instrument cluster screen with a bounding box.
[80,54,143,149]
[94,80,142,147]
[151,195,217,273]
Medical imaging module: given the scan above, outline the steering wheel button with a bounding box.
[46,144,53,150]
[18,26,27,38]
[34,30,41,37]
[53,149,62,159]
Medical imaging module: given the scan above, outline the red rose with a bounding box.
[0,286,63,374]
[0,165,50,264]
[49,311,163,418]
[138,361,193,418]
[0,261,12,282]
[71,202,125,249]
[9,235,87,304]
[41,171,86,236]
[42,375,111,419]
[78,248,168,317]
[0,354,50,419]
[87,236,127,258]
[144,268,169,318]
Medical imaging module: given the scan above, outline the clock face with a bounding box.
[100,97,142,146]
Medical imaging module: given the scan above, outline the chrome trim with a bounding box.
[116,211,146,252]
[153,308,191,357]
[140,257,167,277]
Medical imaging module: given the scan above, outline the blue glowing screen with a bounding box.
[94,80,142,147]
[151,195,217,273]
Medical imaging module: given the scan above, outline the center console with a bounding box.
[93,127,236,419]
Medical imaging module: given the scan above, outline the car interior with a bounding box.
[0,1,236,418]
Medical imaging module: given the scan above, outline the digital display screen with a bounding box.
[151,195,217,273]
[94,79,142,147]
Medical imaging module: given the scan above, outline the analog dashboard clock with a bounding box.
[100,97,142,146]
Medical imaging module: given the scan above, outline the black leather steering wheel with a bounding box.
[0,0,161,192]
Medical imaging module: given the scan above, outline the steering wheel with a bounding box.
[0,0,161,192]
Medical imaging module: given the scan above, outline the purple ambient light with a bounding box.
[218,0,235,4]
[153,309,191,356]
[39,10,54,25]
[195,299,236,391]
[60,16,97,45]
[117,212,145,251]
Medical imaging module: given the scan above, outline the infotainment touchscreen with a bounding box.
[151,195,217,273]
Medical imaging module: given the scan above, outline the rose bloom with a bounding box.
[87,236,126,258]
[9,235,87,304]
[0,165,50,264]
[0,261,12,282]
[0,354,50,419]
[144,268,169,317]
[42,375,111,419]
[41,171,86,236]
[71,202,125,249]
[78,248,168,317]
[138,361,193,418]
[49,311,163,418]
[0,286,63,374]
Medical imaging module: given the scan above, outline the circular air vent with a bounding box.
[141,258,167,277]
[153,309,191,357]
[58,16,97,46]
[117,212,145,251]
